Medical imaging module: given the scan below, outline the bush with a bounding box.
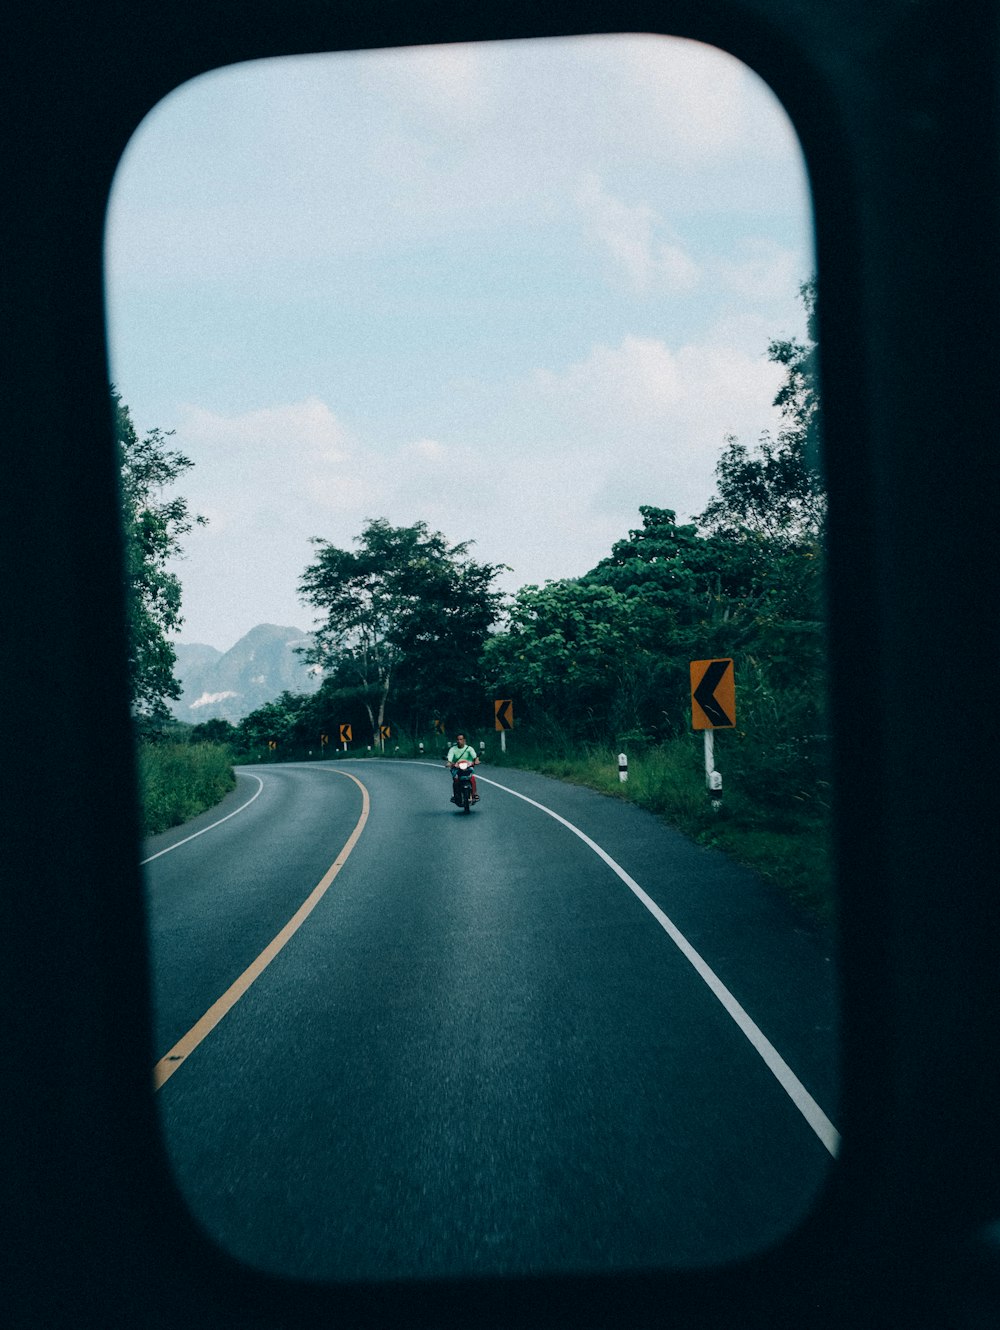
[137,741,236,835]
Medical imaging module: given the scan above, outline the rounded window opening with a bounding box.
[106,33,835,1282]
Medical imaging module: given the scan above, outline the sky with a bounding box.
[104,34,813,652]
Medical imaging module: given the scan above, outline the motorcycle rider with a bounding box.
[446,732,480,804]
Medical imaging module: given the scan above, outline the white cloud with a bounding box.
[189,690,238,709]
[612,37,745,157]
[405,438,449,464]
[534,336,685,430]
[177,398,499,534]
[176,397,358,527]
[106,34,808,300]
[182,397,349,458]
[530,333,785,519]
[715,237,804,303]
[354,42,487,123]
[599,34,800,167]
[577,173,700,293]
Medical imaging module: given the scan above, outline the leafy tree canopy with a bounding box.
[698,278,825,543]
[189,718,236,745]
[299,518,507,742]
[115,389,205,730]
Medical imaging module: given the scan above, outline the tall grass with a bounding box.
[137,741,236,835]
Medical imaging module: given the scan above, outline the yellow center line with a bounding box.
[153,769,370,1091]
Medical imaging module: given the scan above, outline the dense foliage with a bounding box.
[297,518,507,746]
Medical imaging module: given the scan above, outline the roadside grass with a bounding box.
[487,736,835,925]
[137,741,236,835]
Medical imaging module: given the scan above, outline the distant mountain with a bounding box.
[169,624,322,724]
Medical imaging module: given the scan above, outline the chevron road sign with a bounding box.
[339,723,352,744]
[690,659,735,809]
[494,699,514,732]
[690,659,736,730]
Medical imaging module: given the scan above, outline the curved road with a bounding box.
[142,759,838,1282]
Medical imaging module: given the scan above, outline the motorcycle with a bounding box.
[449,759,478,814]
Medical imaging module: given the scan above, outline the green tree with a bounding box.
[591,505,756,633]
[115,389,205,730]
[698,278,824,542]
[299,518,506,744]
[593,504,821,667]
[235,691,310,755]
[587,506,771,733]
[189,718,236,746]
[482,578,645,744]
[483,507,796,745]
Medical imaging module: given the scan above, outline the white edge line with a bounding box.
[243,760,840,1156]
[140,773,264,865]
[475,771,841,1158]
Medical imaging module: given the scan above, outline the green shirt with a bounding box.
[447,744,478,764]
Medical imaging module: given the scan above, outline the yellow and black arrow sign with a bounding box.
[320,733,329,746]
[433,718,446,735]
[379,725,391,740]
[690,659,736,730]
[268,739,278,750]
[494,698,514,731]
[339,723,352,743]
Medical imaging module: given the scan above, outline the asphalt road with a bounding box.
[142,759,838,1282]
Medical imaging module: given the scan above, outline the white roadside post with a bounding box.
[618,752,629,782]
[704,730,723,810]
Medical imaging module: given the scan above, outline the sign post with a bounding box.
[494,698,513,753]
[690,658,735,808]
